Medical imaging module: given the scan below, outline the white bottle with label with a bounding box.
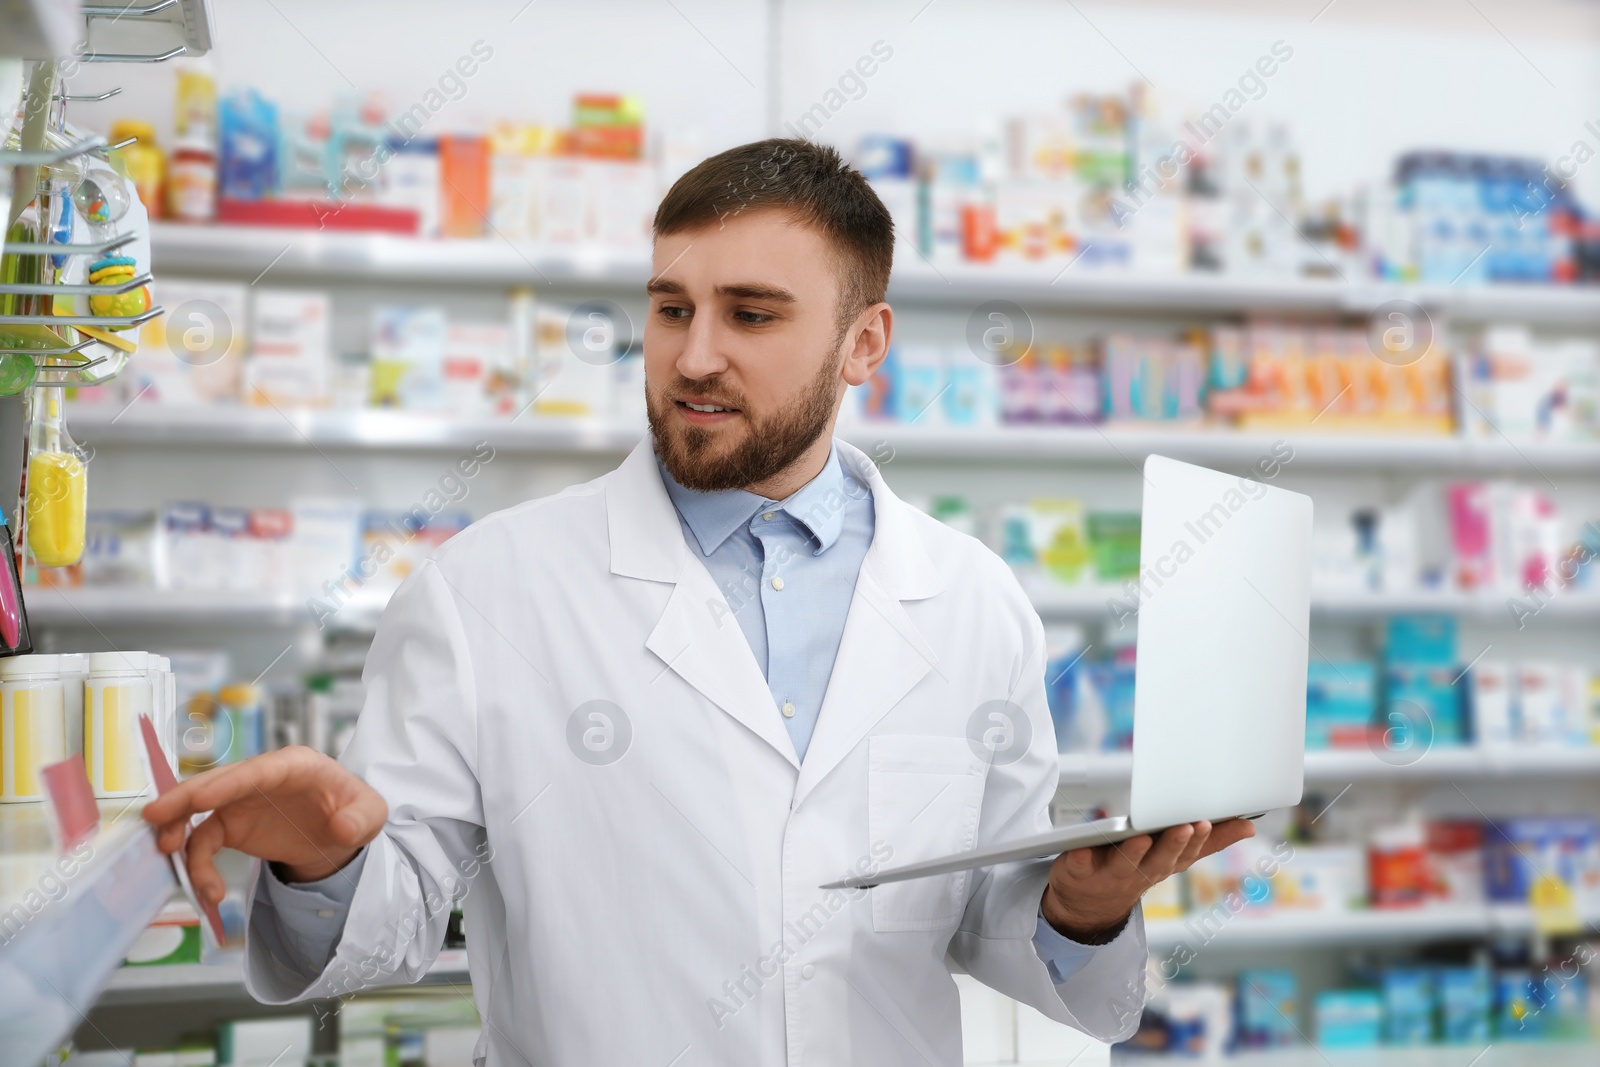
[85,651,152,798]
[0,654,67,803]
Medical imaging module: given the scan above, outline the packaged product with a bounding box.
[1314,989,1382,1049]
[246,290,330,406]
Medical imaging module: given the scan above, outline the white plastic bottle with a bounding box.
[85,650,152,798]
[0,654,67,802]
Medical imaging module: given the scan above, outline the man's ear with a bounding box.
[841,302,894,387]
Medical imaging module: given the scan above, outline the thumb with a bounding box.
[327,785,387,850]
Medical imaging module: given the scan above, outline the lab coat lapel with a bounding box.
[607,441,800,769]
[794,441,945,805]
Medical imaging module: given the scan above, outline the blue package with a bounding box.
[1383,968,1435,1046]
[1315,990,1382,1049]
[1236,969,1298,1048]
[219,89,280,201]
[855,134,914,180]
[1497,970,1543,1040]
[1385,614,1458,666]
[1437,967,1491,1044]
[1305,662,1376,748]
[1385,663,1468,746]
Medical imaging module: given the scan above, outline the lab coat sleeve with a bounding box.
[244,560,488,1004]
[248,848,368,981]
[947,605,1148,1044]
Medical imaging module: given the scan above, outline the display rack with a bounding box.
[0,5,212,1062]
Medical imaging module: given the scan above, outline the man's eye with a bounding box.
[735,310,773,325]
[658,306,691,321]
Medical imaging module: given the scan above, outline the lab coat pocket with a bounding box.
[867,734,987,932]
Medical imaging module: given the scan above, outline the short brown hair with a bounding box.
[653,139,895,330]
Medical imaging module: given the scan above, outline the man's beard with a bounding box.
[647,351,841,493]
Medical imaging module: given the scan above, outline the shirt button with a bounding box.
[801,963,816,979]
[316,909,336,919]
[771,576,785,591]
[782,702,796,718]
[762,511,775,521]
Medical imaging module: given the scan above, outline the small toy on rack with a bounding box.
[85,255,151,322]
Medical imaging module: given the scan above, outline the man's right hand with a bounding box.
[142,746,387,905]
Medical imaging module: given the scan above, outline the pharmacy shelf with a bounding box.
[0,801,177,1065]
[1111,1046,1600,1066]
[1061,746,1600,786]
[96,948,472,1005]
[148,223,1600,322]
[24,586,390,631]
[1028,581,1600,622]
[1143,902,1600,952]
[149,222,651,289]
[66,403,646,455]
[29,582,1600,635]
[62,403,1600,473]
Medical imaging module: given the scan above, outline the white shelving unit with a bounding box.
[97,948,472,1005]
[1144,902,1600,952]
[1061,746,1600,786]
[62,400,1600,473]
[149,223,1600,323]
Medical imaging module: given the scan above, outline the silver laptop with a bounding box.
[822,454,1311,891]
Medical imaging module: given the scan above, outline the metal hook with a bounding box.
[54,88,124,103]
[0,339,99,357]
[2,233,137,256]
[80,45,188,64]
[82,0,180,14]
[0,306,163,328]
[0,135,108,165]
[0,272,153,297]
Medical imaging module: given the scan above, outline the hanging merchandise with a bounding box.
[108,119,165,218]
[26,388,87,567]
[0,509,33,657]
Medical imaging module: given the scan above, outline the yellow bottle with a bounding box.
[26,392,87,567]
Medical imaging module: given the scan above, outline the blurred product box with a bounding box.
[1383,967,1435,1045]
[1316,989,1382,1049]
[1236,969,1298,1048]
[246,289,330,406]
[370,305,448,410]
[135,278,249,405]
[1483,816,1600,908]
[1305,661,1376,748]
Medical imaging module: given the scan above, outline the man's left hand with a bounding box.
[1040,819,1257,944]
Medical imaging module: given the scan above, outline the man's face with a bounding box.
[644,209,851,493]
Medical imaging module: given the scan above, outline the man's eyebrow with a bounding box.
[717,283,796,304]
[645,278,687,297]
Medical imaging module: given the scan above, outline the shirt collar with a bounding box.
[658,444,848,557]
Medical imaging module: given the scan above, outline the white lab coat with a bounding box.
[245,438,1146,1065]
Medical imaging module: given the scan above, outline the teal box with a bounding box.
[1386,664,1468,746]
[1237,969,1298,1049]
[1385,614,1457,666]
[1383,967,1436,1046]
[1305,662,1377,748]
[1437,967,1491,1044]
[1315,990,1382,1049]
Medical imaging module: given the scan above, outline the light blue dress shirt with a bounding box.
[253,441,1101,984]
